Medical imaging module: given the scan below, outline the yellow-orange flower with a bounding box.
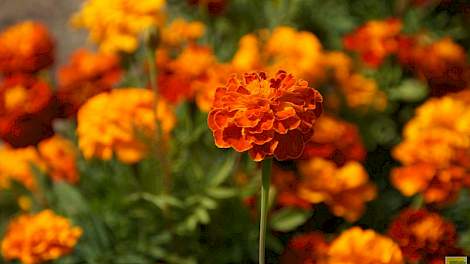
[0,21,54,74]
[57,49,122,117]
[72,0,166,53]
[1,210,82,264]
[388,208,462,264]
[161,18,205,47]
[77,88,176,163]
[38,135,79,184]
[392,94,470,204]
[194,63,234,112]
[0,146,45,190]
[231,34,262,72]
[208,70,323,161]
[343,18,402,68]
[328,227,404,264]
[298,158,376,222]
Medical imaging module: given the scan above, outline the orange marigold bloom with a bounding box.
[0,75,56,147]
[343,18,402,68]
[328,227,404,264]
[161,18,205,46]
[0,21,54,74]
[208,70,323,161]
[301,115,366,165]
[0,146,45,190]
[272,165,311,209]
[280,232,329,264]
[194,63,234,112]
[77,88,176,164]
[38,135,79,184]
[388,208,462,264]
[392,94,470,204]
[1,210,82,264]
[57,49,122,117]
[298,158,376,222]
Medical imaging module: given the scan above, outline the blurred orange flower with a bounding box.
[388,208,462,264]
[343,18,402,68]
[77,88,176,163]
[1,210,82,264]
[0,75,56,147]
[161,19,205,47]
[392,94,470,204]
[0,21,54,74]
[72,0,166,53]
[232,34,262,72]
[0,145,45,190]
[208,70,323,161]
[38,135,79,184]
[328,227,404,264]
[194,63,234,112]
[57,49,122,117]
[280,232,329,264]
[272,165,311,209]
[298,158,376,222]
[302,115,366,165]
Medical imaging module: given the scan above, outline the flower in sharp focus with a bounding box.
[77,88,176,164]
[298,158,376,222]
[388,208,462,264]
[0,145,45,190]
[280,232,329,264]
[0,21,54,74]
[327,227,404,264]
[57,49,122,117]
[72,0,166,54]
[208,70,323,161]
[1,210,82,264]
[38,135,79,184]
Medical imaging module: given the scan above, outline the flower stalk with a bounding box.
[259,158,272,264]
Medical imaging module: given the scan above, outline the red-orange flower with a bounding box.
[0,75,56,147]
[57,49,122,117]
[0,21,54,74]
[187,0,228,15]
[208,70,323,161]
[38,135,79,184]
[343,18,402,68]
[280,232,329,264]
[272,165,311,209]
[388,208,462,264]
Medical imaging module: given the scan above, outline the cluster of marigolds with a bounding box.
[0,0,468,263]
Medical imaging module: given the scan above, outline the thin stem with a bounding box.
[259,158,272,264]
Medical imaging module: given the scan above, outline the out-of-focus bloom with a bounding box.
[388,208,462,264]
[77,88,176,163]
[398,36,469,96]
[208,70,323,161]
[0,146,45,190]
[57,49,122,117]
[280,232,329,264]
[0,75,56,147]
[72,0,166,53]
[391,94,470,204]
[17,195,32,211]
[328,227,404,264]
[343,18,402,68]
[302,115,366,165]
[38,135,79,184]
[272,165,311,209]
[187,0,228,15]
[194,63,233,112]
[232,34,262,72]
[0,21,54,74]
[1,210,82,264]
[161,19,205,47]
[298,158,376,222]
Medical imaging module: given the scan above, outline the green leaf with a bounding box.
[270,207,312,232]
[389,79,428,102]
[206,187,237,199]
[53,181,88,215]
[208,154,237,186]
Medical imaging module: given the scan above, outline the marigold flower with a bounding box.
[72,0,166,53]
[38,135,79,184]
[194,63,234,112]
[298,158,376,222]
[392,95,470,204]
[0,21,54,74]
[1,210,82,264]
[0,146,45,190]
[77,88,176,163]
[388,208,462,264]
[208,70,323,161]
[57,49,122,117]
[343,18,402,68]
[272,165,311,209]
[161,18,205,47]
[280,232,329,264]
[301,115,366,165]
[232,34,262,72]
[0,75,56,147]
[328,227,404,264]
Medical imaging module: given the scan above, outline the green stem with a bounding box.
[259,158,272,264]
